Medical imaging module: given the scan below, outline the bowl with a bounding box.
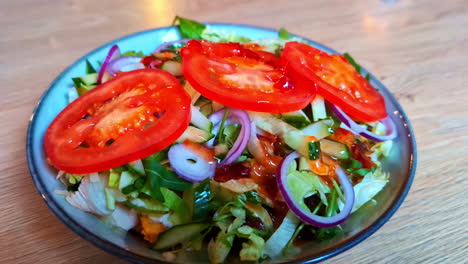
[26,23,417,263]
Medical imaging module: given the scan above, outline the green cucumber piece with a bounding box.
[127,160,145,176]
[320,139,350,160]
[176,126,214,143]
[311,95,327,121]
[301,119,333,140]
[299,156,311,171]
[280,110,311,129]
[161,60,183,76]
[184,82,201,104]
[249,111,307,154]
[80,73,98,85]
[104,188,116,211]
[191,106,213,132]
[153,222,210,250]
[118,171,135,190]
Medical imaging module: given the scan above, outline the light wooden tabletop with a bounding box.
[1,0,466,263]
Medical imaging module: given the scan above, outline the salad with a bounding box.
[46,17,397,263]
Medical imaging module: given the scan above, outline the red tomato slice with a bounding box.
[181,40,314,113]
[282,42,387,122]
[45,69,191,174]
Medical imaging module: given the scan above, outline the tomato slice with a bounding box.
[181,40,314,113]
[44,69,191,174]
[282,42,387,122]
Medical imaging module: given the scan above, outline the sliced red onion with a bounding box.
[97,45,120,84]
[277,152,355,228]
[153,39,191,54]
[107,56,145,75]
[208,108,251,165]
[168,144,216,183]
[328,103,397,142]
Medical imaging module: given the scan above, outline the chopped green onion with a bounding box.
[308,141,321,160]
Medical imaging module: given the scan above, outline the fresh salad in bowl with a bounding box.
[45,17,396,263]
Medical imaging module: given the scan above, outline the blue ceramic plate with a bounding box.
[27,24,417,263]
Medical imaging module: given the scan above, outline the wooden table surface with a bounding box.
[1,0,466,263]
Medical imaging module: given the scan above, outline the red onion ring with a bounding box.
[328,103,397,142]
[277,151,355,228]
[168,144,216,183]
[97,45,120,84]
[153,39,191,54]
[107,56,145,75]
[208,108,251,165]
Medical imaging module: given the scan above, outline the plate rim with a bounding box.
[26,23,417,264]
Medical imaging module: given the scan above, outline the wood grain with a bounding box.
[0,0,466,263]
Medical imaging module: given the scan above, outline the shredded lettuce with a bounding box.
[237,226,265,261]
[201,26,252,43]
[263,211,300,258]
[287,171,331,208]
[339,168,389,212]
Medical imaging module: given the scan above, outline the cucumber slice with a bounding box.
[104,188,116,211]
[280,110,311,129]
[184,82,201,104]
[311,95,327,121]
[249,111,307,154]
[191,106,213,132]
[299,156,311,171]
[301,119,333,140]
[119,171,135,190]
[320,139,350,160]
[176,126,214,143]
[127,160,145,176]
[161,61,183,76]
[153,223,210,250]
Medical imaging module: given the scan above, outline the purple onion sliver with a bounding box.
[97,45,120,84]
[328,103,397,142]
[153,39,191,54]
[168,144,216,183]
[208,108,251,165]
[277,151,355,228]
[276,152,354,228]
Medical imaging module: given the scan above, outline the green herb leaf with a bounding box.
[308,141,321,160]
[121,50,145,57]
[343,52,361,74]
[143,157,192,202]
[175,16,206,39]
[223,124,241,148]
[244,191,262,204]
[215,108,230,144]
[85,60,96,74]
[278,27,291,40]
[113,165,127,173]
[122,184,137,195]
[67,183,80,192]
[343,159,363,170]
[365,73,371,81]
[352,168,373,176]
[193,179,213,221]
